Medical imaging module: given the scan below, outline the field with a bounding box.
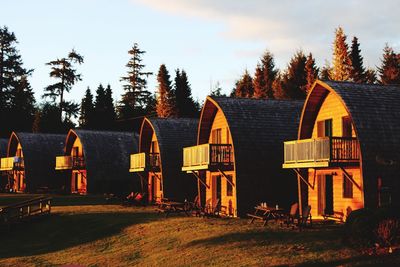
[0,194,399,267]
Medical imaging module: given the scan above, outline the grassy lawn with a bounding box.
[0,194,399,266]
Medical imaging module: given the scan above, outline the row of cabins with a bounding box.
[0,80,399,220]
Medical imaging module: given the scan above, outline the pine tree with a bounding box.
[234,69,254,98]
[43,49,84,123]
[119,43,153,120]
[32,102,64,133]
[174,69,198,118]
[280,51,308,99]
[254,50,277,99]
[331,27,352,81]
[349,36,366,83]
[210,81,225,97]
[320,61,332,81]
[253,64,266,98]
[104,84,116,129]
[365,68,377,84]
[0,26,35,137]
[79,87,94,129]
[272,73,286,99]
[156,64,175,118]
[305,53,319,93]
[378,44,400,85]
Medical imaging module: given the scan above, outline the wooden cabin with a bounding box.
[0,132,65,193]
[55,130,139,195]
[130,118,198,203]
[282,80,400,220]
[0,138,9,191]
[182,96,304,217]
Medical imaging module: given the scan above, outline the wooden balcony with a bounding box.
[182,144,233,172]
[283,137,360,168]
[129,152,161,172]
[0,157,24,171]
[55,156,85,170]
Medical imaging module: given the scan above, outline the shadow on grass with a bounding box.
[0,211,159,259]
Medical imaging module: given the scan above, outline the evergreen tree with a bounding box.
[349,36,366,83]
[272,73,286,99]
[305,53,319,93]
[331,27,352,81]
[156,64,175,118]
[43,49,84,123]
[253,50,277,99]
[0,26,35,137]
[210,81,225,97]
[378,44,400,85]
[119,43,153,120]
[79,87,94,129]
[234,69,254,98]
[104,84,116,129]
[174,69,198,117]
[365,68,377,84]
[280,51,308,99]
[32,103,64,133]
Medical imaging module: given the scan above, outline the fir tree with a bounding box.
[210,81,225,97]
[156,64,175,118]
[253,63,266,98]
[119,43,153,120]
[349,36,366,83]
[255,50,277,99]
[305,53,319,93]
[365,68,377,84]
[32,103,64,133]
[331,27,352,81]
[234,69,254,98]
[43,49,84,123]
[0,26,35,137]
[79,87,94,129]
[280,51,308,99]
[272,73,286,99]
[104,84,116,129]
[320,60,332,81]
[378,44,400,85]
[174,69,198,118]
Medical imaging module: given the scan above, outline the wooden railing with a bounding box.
[130,152,146,172]
[0,196,52,225]
[183,144,233,169]
[284,137,359,166]
[55,156,85,170]
[0,157,24,171]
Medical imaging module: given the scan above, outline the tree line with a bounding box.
[230,27,400,99]
[1,25,400,137]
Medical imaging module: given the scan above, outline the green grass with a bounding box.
[0,194,399,266]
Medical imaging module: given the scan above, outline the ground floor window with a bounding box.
[343,174,353,198]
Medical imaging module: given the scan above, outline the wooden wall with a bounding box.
[205,109,237,216]
[12,143,25,192]
[147,132,163,202]
[71,137,87,193]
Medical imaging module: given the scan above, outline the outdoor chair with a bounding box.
[296,205,312,230]
[280,202,299,227]
[201,198,220,217]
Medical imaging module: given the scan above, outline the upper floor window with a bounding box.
[342,116,352,137]
[317,119,332,137]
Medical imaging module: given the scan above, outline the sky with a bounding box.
[2,0,400,105]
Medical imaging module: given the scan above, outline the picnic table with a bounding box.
[247,205,285,226]
[156,200,190,218]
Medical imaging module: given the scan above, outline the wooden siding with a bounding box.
[12,143,25,192]
[205,109,237,216]
[147,132,163,202]
[311,92,355,138]
[308,167,363,219]
[71,137,87,194]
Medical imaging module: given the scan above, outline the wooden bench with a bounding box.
[323,211,345,222]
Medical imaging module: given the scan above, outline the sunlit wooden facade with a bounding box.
[0,138,8,191]
[130,118,198,203]
[56,130,138,195]
[283,80,400,220]
[0,132,65,192]
[183,96,303,217]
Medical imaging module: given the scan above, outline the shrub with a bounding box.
[375,219,400,247]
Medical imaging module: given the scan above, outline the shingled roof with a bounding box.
[0,138,8,158]
[65,130,139,194]
[8,132,65,192]
[199,96,304,215]
[140,118,198,201]
[301,80,400,207]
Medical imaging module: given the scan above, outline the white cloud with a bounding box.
[133,0,400,67]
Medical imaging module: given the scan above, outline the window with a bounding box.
[342,116,352,137]
[317,119,332,137]
[343,174,353,198]
[211,128,222,144]
[226,175,233,196]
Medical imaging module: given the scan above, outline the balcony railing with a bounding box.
[283,137,360,168]
[55,156,85,170]
[0,157,24,171]
[129,152,161,172]
[182,144,233,171]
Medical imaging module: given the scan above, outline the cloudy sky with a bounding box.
[3,0,399,104]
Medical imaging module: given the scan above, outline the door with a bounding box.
[317,119,333,138]
[212,175,221,209]
[318,174,333,215]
